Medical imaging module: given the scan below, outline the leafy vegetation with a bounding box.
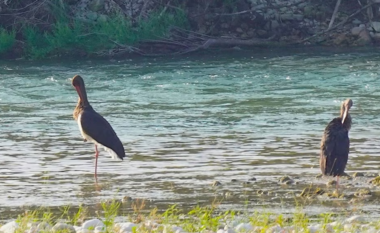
[1,4,188,59]
[0,28,15,55]
[1,200,377,233]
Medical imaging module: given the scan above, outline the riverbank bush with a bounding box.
[12,6,189,59]
[0,28,15,55]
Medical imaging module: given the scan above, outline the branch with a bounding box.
[299,2,375,44]
[328,0,342,30]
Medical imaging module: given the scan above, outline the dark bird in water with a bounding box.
[320,98,353,185]
[72,75,125,179]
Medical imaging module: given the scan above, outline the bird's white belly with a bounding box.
[77,113,121,160]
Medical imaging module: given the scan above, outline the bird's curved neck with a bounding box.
[73,85,91,120]
[76,85,89,106]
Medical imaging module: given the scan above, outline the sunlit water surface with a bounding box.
[1,47,380,219]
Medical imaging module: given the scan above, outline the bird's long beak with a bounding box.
[341,107,349,124]
[75,86,83,100]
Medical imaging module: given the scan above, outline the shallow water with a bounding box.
[1,47,380,219]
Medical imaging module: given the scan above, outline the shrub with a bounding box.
[0,28,15,55]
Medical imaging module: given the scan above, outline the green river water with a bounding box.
[1,47,380,219]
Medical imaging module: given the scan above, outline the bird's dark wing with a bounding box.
[80,108,125,160]
[320,118,349,176]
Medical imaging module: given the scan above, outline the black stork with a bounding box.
[320,98,353,186]
[72,75,125,179]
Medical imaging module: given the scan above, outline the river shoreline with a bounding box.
[0,0,380,60]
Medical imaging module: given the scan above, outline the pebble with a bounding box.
[0,221,18,233]
[212,181,222,186]
[0,215,376,233]
[82,219,105,231]
[52,222,76,233]
[235,223,253,232]
[115,222,138,232]
[279,176,292,183]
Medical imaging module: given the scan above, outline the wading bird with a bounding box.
[72,75,125,179]
[320,98,353,186]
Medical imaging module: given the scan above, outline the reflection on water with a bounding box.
[1,47,380,219]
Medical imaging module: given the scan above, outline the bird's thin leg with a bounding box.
[94,144,99,180]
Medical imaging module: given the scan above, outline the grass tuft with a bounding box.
[2,200,371,233]
[0,28,15,55]
[21,7,189,59]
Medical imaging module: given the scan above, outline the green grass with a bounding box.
[0,28,16,55]
[1,200,379,233]
[20,7,189,59]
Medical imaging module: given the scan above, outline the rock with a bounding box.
[222,226,237,233]
[308,224,321,233]
[115,222,138,232]
[316,174,323,178]
[370,32,380,41]
[94,226,105,233]
[279,176,292,183]
[0,221,18,233]
[284,180,293,185]
[247,30,255,37]
[372,21,380,32]
[231,179,238,182]
[171,225,185,232]
[236,28,243,33]
[352,19,361,25]
[122,196,133,203]
[357,28,372,45]
[85,11,99,21]
[249,177,256,181]
[36,222,51,231]
[343,224,352,232]
[52,223,76,233]
[82,219,105,231]
[351,26,365,36]
[235,223,253,232]
[333,33,349,46]
[256,29,268,37]
[73,226,82,232]
[240,33,249,39]
[212,181,222,186]
[144,220,159,230]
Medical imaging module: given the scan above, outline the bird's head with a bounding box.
[72,75,85,88]
[341,98,353,124]
[72,75,88,103]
